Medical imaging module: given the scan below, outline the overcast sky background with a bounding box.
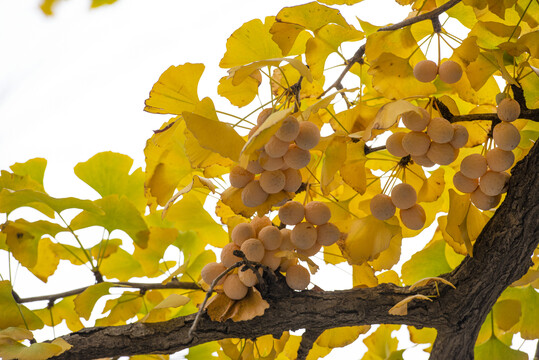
[0,0,536,358]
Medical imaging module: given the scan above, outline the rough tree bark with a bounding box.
[50,140,539,360]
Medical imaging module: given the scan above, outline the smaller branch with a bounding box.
[379,0,462,32]
[511,83,529,111]
[534,339,539,360]
[434,98,538,123]
[297,328,324,360]
[365,144,387,155]
[431,16,442,33]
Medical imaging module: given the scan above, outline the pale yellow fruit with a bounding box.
[264,135,290,158]
[240,238,265,262]
[426,142,458,165]
[283,168,303,193]
[275,116,300,142]
[201,262,227,285]
[238,267,263,287]
[246,159,264,174]
[257,108,273,126]
[261,250,281,271]
[286,264,310,290]
[386,132,409,157]
[297,242,322,257]
[497,98,520,122]
[279,228,295,251]
[316,223,340,246]
[449,124,469,148]
[223,274,248,300]
[370,193,396,221]
[229,166,254,188]
[402,131,431,156]
[278,201,305,225]
[391,183,417,210]
[412,154,435,167]
[259,170,286,194]
[471,188,501,211]
[304,201,331,225]
[250,216,273,235]
[493,122,520,151]
[241,180,268,207]
[259,151,285,171]
[231,222,256,246]
[453,171,478,193]
[295,122,320,150]
[479,170,507,196]
[399,204,426,230]
[486,148,514,172]
[460,154,487,179]
[427,117,454,144]
[291,222,317,249]
[283,145,311,169]
[258,226,282,250]
[413,60,438,83]
[438,60,462,84]
[402,107,430,131]
[221,243,242,268]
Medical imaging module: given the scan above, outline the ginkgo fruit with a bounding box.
[248,125,259,139]
[241,180,269,207]
[370,193,396,220]
[399,204,426,230]
[413,60,438,83]
[386,132,409,157]
[261,250,281,271]
[229,166,254,188]
[258,225,282,250]
[316,222,340,246]
[240,238,265,262]
[402,131,431,156]
[283,144,311,169]
[427,117,454,144]
[291,222,317,249]
[438,60,462,84]
[264,135,290,158]
[223,274,248,300]
[285,264,310,290]
[460,154,488,179]
[295,122,320,150]
[221,243,242,268]
[493,122,521,151]
[426,142,457,165]
[486,148,514,172]
[257,108,273,126]
[246,159,264,174]
[470,188,501,211]
[275,116,300,142]
[500,171,511,193]
[391,183,417,210]
[279,228,294,251]
[453,171,478,193]
[259,151,285,171]
[297,242,322,257]
[412,154,435,168]
[449,124,469,148]
[402,108,430,131]
[497,98,520,122]
[283,168,303,193]
[259,170,286,194]
[304,201,331,225]
[479,170,507,196]
[250,216,273,235]
[231,222,256,246]
[201,262,227,285]
[238,266,262,287]
[278,200,305,225]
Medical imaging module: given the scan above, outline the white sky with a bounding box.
[0,0,536,358]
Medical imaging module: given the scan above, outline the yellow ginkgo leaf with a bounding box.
[316,326,370,349]
[362,99,419,141]
[409,277,456,291]
[141,294,191,323]
[228,58,312,85]
[220,186,289,218]
[144,63,204,115]
[388,294,432,316]
[162,175,217,217]
[321,134,347,193]
[74,282,114,321]
[340,140,367,194]
[217,75,259,108]
[275,2,348,31]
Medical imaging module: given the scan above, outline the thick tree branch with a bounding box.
[50,141,539,360]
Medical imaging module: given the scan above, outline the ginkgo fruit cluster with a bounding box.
[413,60,463,84]
[386,105,469,167]
[230,112,320,208]
[370,183,426,230]
[453,97,520,210]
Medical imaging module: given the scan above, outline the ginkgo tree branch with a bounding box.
[50,140,539,360]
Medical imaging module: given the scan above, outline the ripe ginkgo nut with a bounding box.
[229,166,254,188]
[238,267,262,287]
[304,201,331,225]
[412,154,435,168]
[264,136,290,158]
[479,170,507,196]
[370,194,396,221]
[201,262,227,285]
[231,222,256,246]
[470,188,501,211]
[426,142,457,165]
[286,264,310,290]
[497,98,520,122]
[279,228,295,251]
[251,216,273,235]
[297,241,322,257]
[257,108,273,126]
[453,171,478,193]
[386,132,409,157]
[246,159,264,174]
[413,60,438,83]
[258,226,282,250]
[275,116,300,142]
[241,180,269,207]
[391,183,417,210]
[283,145,311,169]
[438,60,462,84]
[316,222,340,246]
[493,122,520,151]
[223,274,248,300]
[283,168,302,192]
[221,243,242,268]
[399,204,426,230]
[259,151,285,171]
[402,108,430,131]
[295,122,320,150]
[240,238,265,262]
[402,131,431,156]
[290,222,317,250]
[259,170,286,194]
[261,250,281,271]
[427,117,454,144]
[449,124,469,148]
[278,201,305,225]
[486,148,514,172]
[460,154,488,179]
